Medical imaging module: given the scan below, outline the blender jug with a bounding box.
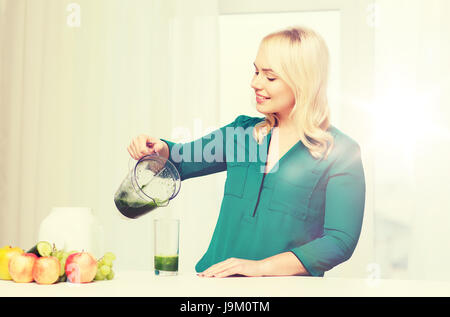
[114,153,181,219]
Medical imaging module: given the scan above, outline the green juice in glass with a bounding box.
[154,255,179,275]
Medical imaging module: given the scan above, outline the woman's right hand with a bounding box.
[127,134,170,161]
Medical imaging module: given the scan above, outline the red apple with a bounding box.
[8,253,37,283]
[65,252,97,283]
[32,256,60,285]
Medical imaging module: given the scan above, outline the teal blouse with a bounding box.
[161,115,366,277]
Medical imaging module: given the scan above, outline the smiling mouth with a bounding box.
[256,95,270,103]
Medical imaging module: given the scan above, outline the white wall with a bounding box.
[372,0,450,281]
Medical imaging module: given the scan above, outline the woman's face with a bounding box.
[251,48,296,122]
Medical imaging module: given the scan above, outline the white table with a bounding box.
[1,271,450,297]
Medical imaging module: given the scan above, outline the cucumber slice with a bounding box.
[27,241,53,257]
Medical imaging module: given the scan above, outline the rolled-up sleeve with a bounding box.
[290,142,366,277]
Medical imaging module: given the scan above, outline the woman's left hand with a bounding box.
[198,258,264,278]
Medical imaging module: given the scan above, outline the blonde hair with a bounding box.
[253,26,334,160]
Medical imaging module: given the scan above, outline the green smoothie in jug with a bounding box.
[114,196,159,219]
[114,186,169,219]
[114,154,179,219]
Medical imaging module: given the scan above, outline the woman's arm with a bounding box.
[160,115,252,181]
[259,252,309,276]
[288,142,366,277]
[198,252,309,278]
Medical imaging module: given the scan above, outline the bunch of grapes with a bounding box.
[94,252,116,281]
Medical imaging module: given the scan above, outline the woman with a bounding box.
[127,26,366,277]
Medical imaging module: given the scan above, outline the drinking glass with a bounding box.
[154,218,179,276]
